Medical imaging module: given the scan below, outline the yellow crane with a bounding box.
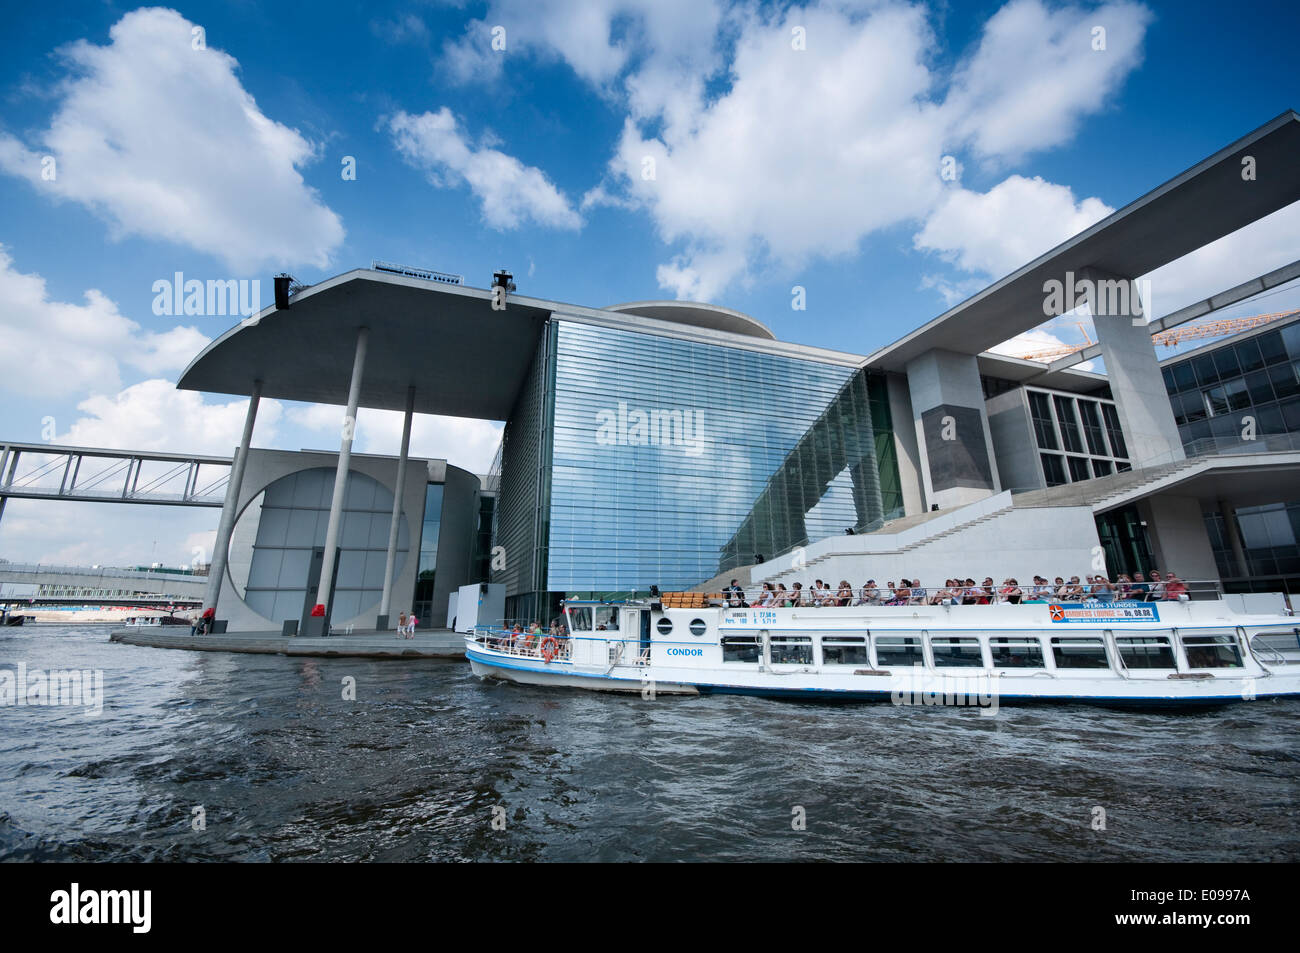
[1015,308,1300,362]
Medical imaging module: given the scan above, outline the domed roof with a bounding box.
[604,300,775,340]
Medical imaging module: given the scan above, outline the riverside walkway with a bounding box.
[109,626,465,659]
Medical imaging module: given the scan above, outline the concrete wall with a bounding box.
[985,388,1045,493]
[751,493,1101,593]
[425,463,481,628]
[1137,494,1221,583]
[904,349,1001,510]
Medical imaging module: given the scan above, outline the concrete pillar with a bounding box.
[379,386,415,626]
[1082,267,1184,467]
[1139,494,1220,584]
[885,373,925,517]
[904,349,1000,510]
[1217,499,1248,579]
[204,380,262,615]
[314,327,368,625]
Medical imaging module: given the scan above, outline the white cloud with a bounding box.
[561,0,1150,300]
[288,404,503,475]
[944,0,1153,163]
[389,108,581,230]
[58,379,283,456]
[0,7,344,271]
[914,175,1113,280]
[0,245,210,399]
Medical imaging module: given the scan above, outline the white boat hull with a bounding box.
[467,600,1300,708]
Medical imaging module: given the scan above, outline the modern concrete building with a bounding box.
[177,110,1300,632]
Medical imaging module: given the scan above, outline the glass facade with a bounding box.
[1026,386,1130,487]
[1162,321,1300,450]
[494,318,901,615]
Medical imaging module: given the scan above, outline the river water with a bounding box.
[1,624,1296,862]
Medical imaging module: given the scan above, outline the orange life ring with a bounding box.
[540,636,559,662]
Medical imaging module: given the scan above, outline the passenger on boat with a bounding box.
[1165,573,1188,600]
[790,581,806,606]
[960,579,978,605]
[776,583,792,606]
[857,580,879,605]
[754,582,777,608]
[1000,579,1023,604]
[908,579,927,605]
[1131,571,1151,600]
[1092,576,1114,601]
[1147,571,1167,602]
[725,580,746,608]
[836,580,853,606]
[890,580,911,606]
[1115,574,1134,599]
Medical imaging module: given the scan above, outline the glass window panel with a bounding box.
[930,637,984,667]
[1051,637,1111,669]
[990,638,1044,668]
[821,637,869,665]
[1259,330,1288,365]
[1213,347,1241,379]
[1192,354,1219,386]
[1041,454,1067,487]
[875,636,924,667]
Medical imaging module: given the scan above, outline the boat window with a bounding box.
[689,618,707,636]
[875,636,923,667]
[1116,636,1176,669]
[1050,637,1110,669]
[721,636,760,663]
[989,638,1044,668]
[822,636,869,665]
[594,606,620,631]
[770,635,813,665]
[1182,634,1243,668]
[929,637,984,667]
[656,617,673,636]
[568,607,593,632]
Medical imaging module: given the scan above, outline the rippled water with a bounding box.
[1,625,1297,861]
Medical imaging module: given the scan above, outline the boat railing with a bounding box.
[470,626,573,662]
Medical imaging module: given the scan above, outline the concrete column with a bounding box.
[204,380,262,615]
[379,386,415,626]
[1217,499,1248,579]
[1139,494,1220,584]
[1082,267,1184,467]
[904,349,1000,510]
[314,327,369,624]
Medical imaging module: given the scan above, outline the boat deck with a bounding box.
[109,626,466,659]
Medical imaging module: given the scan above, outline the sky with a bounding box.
[0,0,1298,569]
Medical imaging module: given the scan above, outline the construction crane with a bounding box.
[1014,308,1300,362]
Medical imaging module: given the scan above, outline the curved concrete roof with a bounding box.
[604,300,775,340]
[178,269,552,419]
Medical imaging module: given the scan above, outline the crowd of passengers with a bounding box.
[724,570,1191,608]
[489,619,572,657]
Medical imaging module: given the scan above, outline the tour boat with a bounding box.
[465,595,1300,707]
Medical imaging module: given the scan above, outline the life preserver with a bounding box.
[540,637,559,662]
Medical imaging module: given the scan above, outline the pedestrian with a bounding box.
[406,613,418,639]
[397,610,407,639]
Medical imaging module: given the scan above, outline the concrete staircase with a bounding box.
[1010,458,1204,511]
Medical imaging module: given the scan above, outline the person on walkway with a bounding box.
[397,610,407,639]
[406,614,418,639]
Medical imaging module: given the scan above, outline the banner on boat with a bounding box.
[1048,602,1160,623]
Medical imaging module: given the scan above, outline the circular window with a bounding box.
[656,617,673,636]
[689,618,707,636]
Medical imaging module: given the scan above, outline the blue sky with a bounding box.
[0,0,1298,566]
